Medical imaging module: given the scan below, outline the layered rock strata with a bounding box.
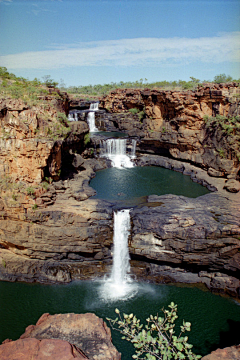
[0,85,240,299]
[0,154,239,298]
[0,93,71,183]
[100,84,240,180]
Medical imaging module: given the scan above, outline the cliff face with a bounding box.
[0,92,70,184]
[0,84,240,299]
[100,83,240,179]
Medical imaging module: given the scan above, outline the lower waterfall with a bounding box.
[100,209,138,301]
[110,209,131,285]
[100,138,136,168]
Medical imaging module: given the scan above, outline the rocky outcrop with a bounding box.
[130,191,240,297]
[0,338,88,359]
[100,84,240,180]
[0,313,121,360]
[0,84,240,298]
[0,156,240,297]
[0,92,89,185]
[201,345,240,360]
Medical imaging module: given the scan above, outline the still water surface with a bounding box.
[1,280,240,358]
[90,166,210,202]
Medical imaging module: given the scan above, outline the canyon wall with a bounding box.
[0,84,240,299]
[100,83,240,179]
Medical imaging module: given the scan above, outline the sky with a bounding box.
[0,0,240,86]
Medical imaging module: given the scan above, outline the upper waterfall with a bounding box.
[87,102,99,132]
[100,138,136,168]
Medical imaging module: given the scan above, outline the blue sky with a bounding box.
[0,0,239,86]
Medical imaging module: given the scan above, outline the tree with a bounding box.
[189,77,200,84]
[213,74,232,84]
[42,75,59,88]
[107,302,201,360]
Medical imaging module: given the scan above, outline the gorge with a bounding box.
[0,80,240,358]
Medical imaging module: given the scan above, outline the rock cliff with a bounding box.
[0,313,121,360]
[100,83,240,179]
[0,83,240,299]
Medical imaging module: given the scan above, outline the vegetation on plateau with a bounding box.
[107,303,201,360]
[0,67,71,141]
[63,74,240,97]
[1,67,239,99]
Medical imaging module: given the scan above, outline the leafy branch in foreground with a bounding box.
[107,302,201,360]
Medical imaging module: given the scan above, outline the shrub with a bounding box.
[57,112,68,125]
[107,302,201,360]
[26,187,35,196]
[138,110,145,122]
[84,133,90,146]
[129,108,140,115]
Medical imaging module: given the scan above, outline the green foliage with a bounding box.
[2,259,6,268]
[41,181,49,190]
[84,133,90,146]
[42,75,59,88]
[32,204,38,210]
[57,112,69,125]
[138,110,145,122]
[26,187,35,196]
[213,74,233,84]
[217,148,225,158]
[129,108,140,115]
[107,303,201,360]
[0,67,64,109]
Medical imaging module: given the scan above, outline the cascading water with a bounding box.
[100,209,138,301]
[87,102,99,132]
[68,113,75,121]
[110,209,131,285]
[100,138,136,168]
[68,111,78,122]
[131,139,136,158]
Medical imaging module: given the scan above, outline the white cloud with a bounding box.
[0,32,239,70]
[0,0,12,4]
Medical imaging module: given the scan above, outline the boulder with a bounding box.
[201,345,240,360]
[0,338,87,359]
[0,313,121,360]
[224,179,240,193]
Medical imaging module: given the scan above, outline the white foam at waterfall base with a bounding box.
[99,209,138,301]
[100,138,135,168]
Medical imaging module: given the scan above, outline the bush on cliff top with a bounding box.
[0,67,62,108]
[107,302,201,359]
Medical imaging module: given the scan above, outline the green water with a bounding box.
[90,166,209,202]
[0,280,239,358]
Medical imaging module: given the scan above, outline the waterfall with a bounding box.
[100,208,138,301]
[131,139,136,158]
[90,102,99,111]
[100,138,135,168]
[68,113,75,121]
[110,209,131,285]
[68,111,78,122]
[87,102,99,132]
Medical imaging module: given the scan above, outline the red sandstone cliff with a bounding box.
[100,83,240,179]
